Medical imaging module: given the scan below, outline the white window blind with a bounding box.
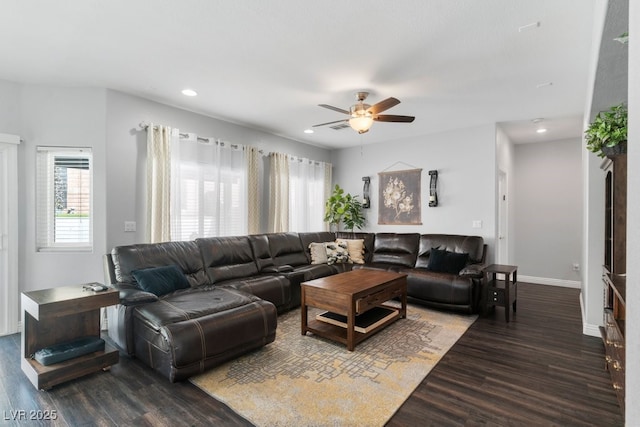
[170,137,247,240]
[36,147,93,251]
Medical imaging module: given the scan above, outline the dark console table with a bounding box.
[483,264,518,322]
[21,284,119,390]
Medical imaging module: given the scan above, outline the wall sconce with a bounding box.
[428,170,438,207]
[362,176,371,208]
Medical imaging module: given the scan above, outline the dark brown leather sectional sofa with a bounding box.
[103,231,486,382]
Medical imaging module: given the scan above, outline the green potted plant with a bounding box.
[324,184,366,232]
[585,103,627,158]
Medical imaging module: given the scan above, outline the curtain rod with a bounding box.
[139,121,264,154]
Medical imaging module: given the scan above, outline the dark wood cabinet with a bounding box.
[600,154,626,413]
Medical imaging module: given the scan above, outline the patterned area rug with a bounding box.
[190,304,476,427]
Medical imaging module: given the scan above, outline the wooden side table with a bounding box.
[483,264,518,322]
[21,284,120,390]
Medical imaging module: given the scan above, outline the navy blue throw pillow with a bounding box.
[427,248,469,274]
[131,265,190,296]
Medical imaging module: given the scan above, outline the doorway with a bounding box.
[497,170,508,264]
[0,134,20,336]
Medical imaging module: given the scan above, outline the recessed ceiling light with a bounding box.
[536,82,553,89]
[181,89,198,97]
[304,129,314,134]
[536,128,547,134]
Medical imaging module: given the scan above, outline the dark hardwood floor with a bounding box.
[0,283,623,426]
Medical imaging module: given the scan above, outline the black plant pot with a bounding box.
[602,140,627,158]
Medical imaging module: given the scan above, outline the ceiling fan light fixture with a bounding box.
[349,114,374,134]
[349,104,374,134]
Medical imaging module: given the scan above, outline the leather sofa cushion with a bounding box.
[407,270,473,305]
[292,263,339,280]
[133,299,277,369]
[248,234,276,271]
[370,233,420,267]
[112,241,209,288]
[197,236,259,283]
[158,301,276,369]
[268,232,309,267]
[415,234,484,269]
[220,275,291,308]
[133,287,259,329]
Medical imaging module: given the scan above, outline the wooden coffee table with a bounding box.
[301,269,407,351]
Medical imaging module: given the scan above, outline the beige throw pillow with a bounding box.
[309,242,328,264]
[336,238,365,264]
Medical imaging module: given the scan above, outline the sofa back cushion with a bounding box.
[197,236,259,283]
[298,232,336,263]
[267,232,309,267]
[111,241,208,288]
[370,233,420,267]
[335,232,375,263]
[415,234,485,269]
[248,234,275,271]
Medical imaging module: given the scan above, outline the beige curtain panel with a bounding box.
[145,124,172,243]
[268,152,289,233]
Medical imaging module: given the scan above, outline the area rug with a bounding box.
[190,304,476,427]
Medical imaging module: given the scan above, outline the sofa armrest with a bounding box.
[459,263,485,278]
[109,283,159,306]
[262,265,295,273]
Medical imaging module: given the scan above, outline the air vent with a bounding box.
[330,123,350,130]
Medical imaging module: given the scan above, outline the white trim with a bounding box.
[518,275,581,289]
[0,134,20,336]
[580,292,601,338]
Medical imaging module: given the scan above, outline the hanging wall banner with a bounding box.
[378,168,422,225]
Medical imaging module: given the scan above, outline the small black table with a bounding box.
[483,264,518,322]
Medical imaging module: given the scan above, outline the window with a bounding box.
[36,147,93,251]
[170,138,247,240]
[288,158,327,232]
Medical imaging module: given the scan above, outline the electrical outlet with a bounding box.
[472,220,482,229]
[124,221,136,232]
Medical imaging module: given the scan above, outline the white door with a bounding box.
[0,134,20,336]
[497,170,508,264]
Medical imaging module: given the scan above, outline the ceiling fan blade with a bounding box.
[374,115,415,123]
[367,97,400,114]
[318,104,350,115]
[312,119,349,127]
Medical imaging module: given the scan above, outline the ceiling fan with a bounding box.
[313,91,415,134]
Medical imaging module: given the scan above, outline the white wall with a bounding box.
[11,85,108,292]
[513,139,583,286]
[495,126,516,264]
[330,124,497,258]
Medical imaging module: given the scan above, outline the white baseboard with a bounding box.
[579,292,602,338]
[518,275,581,289]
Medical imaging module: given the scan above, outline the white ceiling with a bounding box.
[1,0,600,148]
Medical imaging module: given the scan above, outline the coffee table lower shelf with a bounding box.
[304,305,401,349]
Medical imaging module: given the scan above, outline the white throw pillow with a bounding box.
[309,242,328,264]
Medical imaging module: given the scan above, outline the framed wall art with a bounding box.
[378,168,422,225]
